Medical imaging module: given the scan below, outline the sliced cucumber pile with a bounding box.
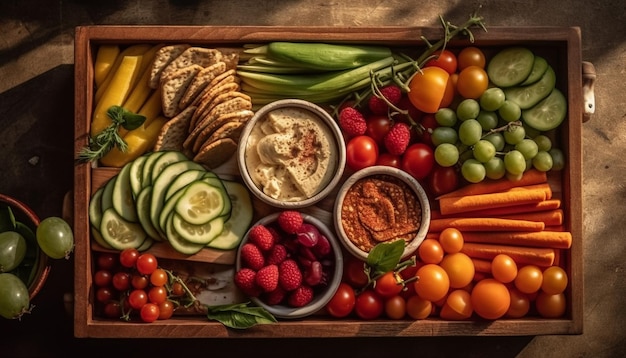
[89,151,254,255]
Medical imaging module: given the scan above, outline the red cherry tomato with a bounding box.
[418,114,438,146]
[366,114,392,145]
[119,248,139,268]
[425,49,458,74]
[326,282,356,318]
[408,66,450,113]
[140,303,160,323]
[354,289,384,320]
[128,289,148,310]
[401,143,435,180]
[374,271,403,298]
[136,253,158,275]
[457,46,486,70]
[428,165,460,196]
[376,152,401,168]
[346,135,378,171]
[343,255,369,288]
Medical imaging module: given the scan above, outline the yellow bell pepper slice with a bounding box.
[94,45,120,88]
[95,44,152,103]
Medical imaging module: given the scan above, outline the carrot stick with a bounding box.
[428,217,545,233]
[438,187,549,216]
[426,232,440,241]
[436,169,547,199]
[461,242,555,267]
[471,258,492,273]
[462,230,572,249]
[497,209,563,227]
[430,199,561,219]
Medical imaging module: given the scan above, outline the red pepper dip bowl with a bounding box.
[333,165,431,261]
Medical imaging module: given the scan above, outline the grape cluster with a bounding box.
[431,89,564,183]
[92,249,187,323]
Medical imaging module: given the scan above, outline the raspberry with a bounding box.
[266,243,288,265]
[338,107,367,138]
[240,243,265,271]
[234,268,261,297]
[384,122,412,155]
[288,285,314,307]
[368,85,402,115]
[278,259,303,291]
[263,286,286,305]
[277,210,303,234]
[255,264,279,292]
[248,225,275,251]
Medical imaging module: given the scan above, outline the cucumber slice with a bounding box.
[159,188,186,235]
[100,207,147,250]
[207,180,253,251]
[100,176,116,213]
[89,186,105,229]
[171,213,224,245]
[519,56,549,86]
[201,173,232,220]
[522,88,567,131]
[129,154,148,198]
[175,181,225,225]
[487,47,535,87]
[141,151,165,189]
[164,169,207,201]
[112,162,138,222]
[136,237,154,252]
[503,66,556,109]
[136,186,164,241]
[150,151,190,183]
[165,212,205,255]
[150,160,206,232]
[91,227,114,250]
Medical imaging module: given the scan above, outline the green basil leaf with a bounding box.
[366,240,404,275]
[206,303,277,329]
[121,111,147,130]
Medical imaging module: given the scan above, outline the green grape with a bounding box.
[0,231,27,272]
[36,217,74,260]
[534,134,552,152]
[515,138,539,160]
[0,273,30,319]
[458,119,483,146]
[506,171,524,182]
[456,99,481,121]
[504,150,526,175]
[498,100,522,122]
[431,126,459,146]
[435,108,458,127]
[484,156,506,180]
[522,122,542,138]
[533,151,554,171]
[503,125,526,145]
[477,110,499,131]
[435,143,460,167]
[473,140,496,163]
[483,132,506,151]
[549,148,565,170]
[479,87,506,111]
[461,159,486,183]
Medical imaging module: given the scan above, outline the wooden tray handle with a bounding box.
[582,61,596,123]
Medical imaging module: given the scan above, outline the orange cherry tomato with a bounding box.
[535,291,567,318]
[408,66,450,113]
[438,227,464,254]
[384,295,407,320]
[456,65,489,99]
[439,252,475,289]
[457,46,486,70]
[541,266,568,294]
[417,238,444,264]
[470,278,511,320]
[514,265,544,294]
[414,264,450,302]
[441,289,473,320]
[491,254,518,284]
[406,294,432,319]
[506,287,531,318]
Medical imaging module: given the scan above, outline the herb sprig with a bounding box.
[77,106,146,163]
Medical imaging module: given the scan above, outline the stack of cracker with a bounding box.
[149,45,254,169]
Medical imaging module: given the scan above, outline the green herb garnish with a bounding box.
[77,106,146,163]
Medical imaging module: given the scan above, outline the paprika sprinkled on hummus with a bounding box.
[340,174,421,252]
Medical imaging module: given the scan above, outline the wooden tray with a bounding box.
[73,25,585,338]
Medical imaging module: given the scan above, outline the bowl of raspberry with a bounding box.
[234,210,343,319]
[333,165,431,261]
[237,99,346,209]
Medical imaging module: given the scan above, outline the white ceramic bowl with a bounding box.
[237,99,346,209]
[333,166,431,261]
[235,212,343,319]
[0,193,51,299]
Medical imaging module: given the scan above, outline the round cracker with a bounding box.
[193,138,238,169]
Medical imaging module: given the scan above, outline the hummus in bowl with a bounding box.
[238,99,346,208]
[333,166,431,261]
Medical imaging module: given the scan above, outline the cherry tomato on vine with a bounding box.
[131,274,149,290]
[96,287,114,303]
[343,255,368,287]
[103,301,122,319]
[97,252,118,270]
[140,303,160,323]
[148,286,168,305]
[374,271,403,298]
[425,49,458,74]
[128,289,148,310]
[112,271,131,291]
[170,281,185,297]
[408,66,450,113]
[457,46,486,70]
[354,289,384,320]
[93,269,112,287]
[456,65,489,99]
[366,114,392,145]
[414,264,450,302]
[401,143,435,180]
[158,300,175,320]
[326,282,356,318]
[136,253,158,275]
[119,248,140,268]
[429,164,460,197]
[150,268,168,287]
[346,135,378,171]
